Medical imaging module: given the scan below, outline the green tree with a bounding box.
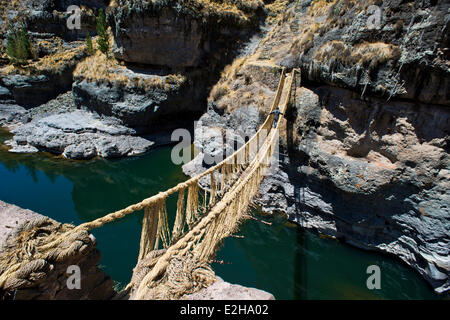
[96,9,109,55]
[85,33,94,55]
[6,24,32,64]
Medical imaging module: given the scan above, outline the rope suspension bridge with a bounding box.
[0,68,300,300]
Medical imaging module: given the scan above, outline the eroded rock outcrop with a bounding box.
[277,0,450,106]
[0,43,86,108]
[1,0,284,157]
[108,0,266,68]
[3,92,154,159]
[72,53,205,132]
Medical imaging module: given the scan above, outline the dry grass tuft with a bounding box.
[0,43,86,76]
[309,0,337,17]
[74,52,186,91]
[223,56,247,80]
[211,82,230,101]
[291,31,315,55]
[208,58,277,115]
[74,51,126,83]
[313,40,401,70]
[209,56,248,102]
[33,45,86,74]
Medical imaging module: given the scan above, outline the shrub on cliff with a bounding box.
[96,9,109,55]
[85,34,95,55]
[6,24,32,64]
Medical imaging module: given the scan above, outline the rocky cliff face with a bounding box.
[1,0,281,159]
[187,0,450,294]
[284,85,449,294]
[108,0,266,68]
[0,0,106,42]
[0,0,106,109]
[279,0,449,106]
[72,53,206,132]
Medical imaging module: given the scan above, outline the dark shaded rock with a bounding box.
[1,74,70,108]
[72,71,205,133]
[0,46,86,108]
[112,7,204,68]
[109,0,266,68]
[278,85,450,294]
[0,86,12,100]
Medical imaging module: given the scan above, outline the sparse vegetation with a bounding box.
[0,44,86,76]
[291,31,315,55]
[110,0,266,28]
[313,40,401,71]
[209,56,248,102]
[211,82,230,101]
[74,52,186,91]
[6,24,32,64]
[223,56,247,80]
[309,0,337,17]
[96,9,109,55]
[85,34,94,56]
[207,56,280,116]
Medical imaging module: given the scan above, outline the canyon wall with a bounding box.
[190,0,449,294]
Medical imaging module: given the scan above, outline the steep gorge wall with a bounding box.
[278,85,449,293]
[191,0,449,294]
[108,0,267,68]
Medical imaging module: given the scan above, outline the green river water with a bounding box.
[0,130,442,300]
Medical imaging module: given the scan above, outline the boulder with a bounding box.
[184,277,275,300]
[7,109,154,159]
